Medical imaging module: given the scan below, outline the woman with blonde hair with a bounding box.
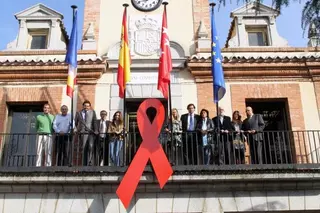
[108,111,124,166]
[165,108,182,165]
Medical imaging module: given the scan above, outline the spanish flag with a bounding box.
[65,8,78,98]
[117,6,131,98]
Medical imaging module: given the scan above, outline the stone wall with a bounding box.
[0,172,320,212]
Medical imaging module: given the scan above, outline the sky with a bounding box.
[0,0,309,50]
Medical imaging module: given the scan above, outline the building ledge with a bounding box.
[0,50,97,56]
[0,168,319,193]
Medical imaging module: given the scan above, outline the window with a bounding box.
[28,30,48,49]
[30,35,47,49]
[246,27,269,46]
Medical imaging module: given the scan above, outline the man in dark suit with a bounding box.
[75,100,98,166]
[180,103,201,165]
[242,106,265,164]
[96,110,110,166]
[212,106,234,165]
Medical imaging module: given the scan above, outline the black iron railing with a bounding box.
[0,130,319,168]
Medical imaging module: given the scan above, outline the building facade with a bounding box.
[0,0,320,212]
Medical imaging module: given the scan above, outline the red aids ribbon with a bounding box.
[116,99,173,209]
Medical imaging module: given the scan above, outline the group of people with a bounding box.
[35,101,124,167]
[165,104,266,165]
[35,100,265,168]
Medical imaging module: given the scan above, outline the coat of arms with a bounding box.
[131,16,161,56]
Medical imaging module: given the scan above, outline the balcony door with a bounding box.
[4,104,43,167]
[246,99,292,164]
[125,99,168,163]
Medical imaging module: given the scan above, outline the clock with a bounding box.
[131,0,162,12]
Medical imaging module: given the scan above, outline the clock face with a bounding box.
[131,0,162,12]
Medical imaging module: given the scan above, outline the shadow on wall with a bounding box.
[2,189,320,212]
[244,201,287,212]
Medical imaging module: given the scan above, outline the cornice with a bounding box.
[188,58,320,81]
[0,64,106,82]
[197,47,320,53]
[0,50,97,56]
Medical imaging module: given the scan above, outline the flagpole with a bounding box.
[210,2,218,124]
[122,3,129,166]
[210,2,222,165]
[162,1,174,164]
[69,5,77,167]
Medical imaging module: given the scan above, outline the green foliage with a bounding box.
[301,0,319,33]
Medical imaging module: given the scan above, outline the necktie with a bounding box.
[84,110,87,122]
[189,114,194,131]
[100,121,104,133]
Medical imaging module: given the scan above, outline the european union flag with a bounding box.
[210,4,226,103]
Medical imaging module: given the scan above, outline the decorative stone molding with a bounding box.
[107,41,185,61]
[82,0,101,50]
[308,22,320,47]
[82,22,97,50]
[197,20,208,39]
[196,20,210,50]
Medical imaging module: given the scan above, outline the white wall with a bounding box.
[98,0,194,57]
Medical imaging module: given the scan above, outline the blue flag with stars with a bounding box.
[210,5,226,103]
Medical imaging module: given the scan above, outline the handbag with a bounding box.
[233,139,245,149]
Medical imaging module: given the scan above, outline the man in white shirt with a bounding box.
[96,110,110,166]
[53,105,72,166]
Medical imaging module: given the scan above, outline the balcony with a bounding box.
[0,131,320,212]
[0,130,319,172]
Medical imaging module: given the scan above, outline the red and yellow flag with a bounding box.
[117,6,131,98]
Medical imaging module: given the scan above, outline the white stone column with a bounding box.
[16,19,28,50]
[48,19,59,50]
[236,16,248,47]
[268,16,276,46]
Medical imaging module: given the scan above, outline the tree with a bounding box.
[301,0,319,33]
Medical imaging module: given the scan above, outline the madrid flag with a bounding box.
[157,6,172,99]
[117,6,131,98]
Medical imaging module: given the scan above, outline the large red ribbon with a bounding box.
[116,99,173,208]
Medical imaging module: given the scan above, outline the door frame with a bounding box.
[125,98,168,131]
[245,98,292,131]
